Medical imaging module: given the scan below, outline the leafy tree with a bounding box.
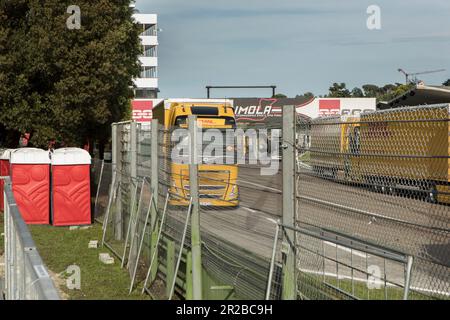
[0,0,141,149]
[350,87,364,97]
[361,84,381,98]
[379,84,413,101]
[300,92,314,99]
[272,93,288,98]
[327,83,351,98]
[443,79,450,86]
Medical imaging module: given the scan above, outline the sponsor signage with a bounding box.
[232,97,376,126]
[319,99,341,116]
[132,97,376,125]
[296,98,376,118]
[233,98,306,124]
[131,99,163,123]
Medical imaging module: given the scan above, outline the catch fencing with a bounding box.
[95,104,449,300]
[295,104,450,300]
[2,177,60,300]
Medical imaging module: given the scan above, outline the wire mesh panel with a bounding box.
[296,104,450,300]
[137,125,151,178]
[128,178,153,285]
[200,216,277,300]
[102,178,125,258]
[94,161,113,223]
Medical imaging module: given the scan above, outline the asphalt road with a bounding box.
[177,164,450,298]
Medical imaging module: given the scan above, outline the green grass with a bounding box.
[298,271,436,300]
[298,151,311,163]
[29,223,151,300]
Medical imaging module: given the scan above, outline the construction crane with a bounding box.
[398,68,446,84]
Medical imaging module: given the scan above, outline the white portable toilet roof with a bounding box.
[0,149,14,160]
[11,148,51,164]
[52,148,91,165]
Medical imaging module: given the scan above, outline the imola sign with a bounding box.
[232,97,376,126]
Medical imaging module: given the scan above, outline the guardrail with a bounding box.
[2,177,60,300]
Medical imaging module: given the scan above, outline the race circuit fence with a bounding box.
[94,104,450,300]
[294,104,450,300]
[2,177,60,300]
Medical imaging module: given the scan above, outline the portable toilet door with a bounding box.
[51,148,92,226]
[10,148,51,224]
[0,149,13,212]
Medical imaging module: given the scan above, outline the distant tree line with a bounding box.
[286,79,450,101]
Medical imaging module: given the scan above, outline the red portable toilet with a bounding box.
[10,148,51,224]
[0,149,13,212]
[51,148,92,226]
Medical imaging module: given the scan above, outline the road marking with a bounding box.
[242,206,258,213]
[265,217,278,225]
[298,268,450,296]
[324,241,368,258]
[299,268,383,285]
[238,180,282,193]
[409,286,450,297]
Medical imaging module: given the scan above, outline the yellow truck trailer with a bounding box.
[310,104,450,203]
[152,99,239,206]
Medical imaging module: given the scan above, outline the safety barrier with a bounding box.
[2,177,60,300]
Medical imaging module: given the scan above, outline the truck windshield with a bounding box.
[190,106,219,116]
[174,116,235,127]
[172,128,238,165]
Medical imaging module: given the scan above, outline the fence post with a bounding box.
[130,121,137,181]
[149,230,159,283]
[166,239,176,297]
[112,123,123,240]
[150,119,159,229]
[281,104,297,300]
[129,121,138,238]
[186,251,193,300]
[188,115,203,300]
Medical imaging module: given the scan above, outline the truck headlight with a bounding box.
[229,185,237,197]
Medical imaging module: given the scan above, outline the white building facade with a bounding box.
[132,12,159,98]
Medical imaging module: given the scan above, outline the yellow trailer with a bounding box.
[310,104,450,203]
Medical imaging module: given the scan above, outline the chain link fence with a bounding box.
[96,104,449,300]
[296,104,450,300]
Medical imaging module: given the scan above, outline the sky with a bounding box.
[135,0,450,98]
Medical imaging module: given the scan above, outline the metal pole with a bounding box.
[130,122,137,180]
[113,123,123,241]
[129,193,154,294]
[129,121,138,239]
[112,123,118,178]
[403,256,414,300]
[266,221,281,300]
[121,179,143,268]
[150,120,159,229]
[141,193,170,294]
[94,160,104,211]
[281,104,297,300]
[188,115,203,300]
[169,197,193,300]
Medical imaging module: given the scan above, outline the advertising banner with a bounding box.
[131,99,163,123]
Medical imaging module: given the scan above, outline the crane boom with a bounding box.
[398,68,446,84]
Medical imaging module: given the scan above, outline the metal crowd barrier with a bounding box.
[2,177,60,300]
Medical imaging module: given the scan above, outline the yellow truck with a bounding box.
[152,99,239,206]
[310,104,450,203]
